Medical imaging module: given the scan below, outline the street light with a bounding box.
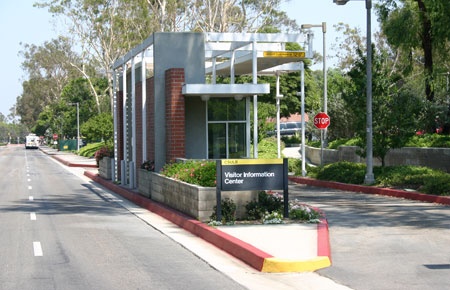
[69,102,80,152]
[301,22,327,164]
[333,0,375,184]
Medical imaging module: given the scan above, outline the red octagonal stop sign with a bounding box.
[314,112,330,129]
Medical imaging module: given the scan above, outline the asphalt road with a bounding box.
[0,146,246,290]
[290,183,450,290]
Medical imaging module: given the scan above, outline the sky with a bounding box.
[0,0,379,119]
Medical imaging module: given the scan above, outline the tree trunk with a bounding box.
[415,0,434,102]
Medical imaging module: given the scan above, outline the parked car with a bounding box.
[267,122,302,136]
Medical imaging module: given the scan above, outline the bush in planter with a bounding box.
[94,145,113,166]
[209,198,237,225]
[161,160,216,187]
[245,191,283,220]
[141,160,155,171]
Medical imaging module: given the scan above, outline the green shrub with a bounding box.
[160,160,216,187]
[406,134,450,148]
[374,166,433,188]
[209,198,236,224]
[78,142,106,158]
[315,161,366,184]
[255,137,280,159]
[422,174,450,196]
[281,135,301,145]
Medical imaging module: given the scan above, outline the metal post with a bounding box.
[276,72,283,158]
[252,39,258,158]
[322,22,328,148]
[76,102,80,152]
[364,0,375,184]
[300,62,306,176]
[333,0,374,184]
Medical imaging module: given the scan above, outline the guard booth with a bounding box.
[111,32,310,188]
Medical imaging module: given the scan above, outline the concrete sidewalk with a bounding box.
[39,146,332,273]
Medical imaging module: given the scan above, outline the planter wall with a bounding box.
[98,157,112,180]
[138,169,152,198]
[138,171,258,222]
[305,145,450,172]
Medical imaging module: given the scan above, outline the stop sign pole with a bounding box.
[314,112,330,166]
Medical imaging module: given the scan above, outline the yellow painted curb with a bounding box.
[261,256,331,273]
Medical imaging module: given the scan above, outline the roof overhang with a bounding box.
[182,83,270,98]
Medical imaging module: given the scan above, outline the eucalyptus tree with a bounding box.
[376,0,450,103]
[34,0,299,112]
[17,36,81,128]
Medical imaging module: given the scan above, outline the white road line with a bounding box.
[33,242,43,256]
[29,196,34,201]
[30,213,36,220]
[28,186,32,190]
[28,178,31,182]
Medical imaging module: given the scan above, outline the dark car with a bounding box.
[268,122,302,136]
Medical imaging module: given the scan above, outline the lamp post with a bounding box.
[69,102,80,152]
[334,0,375,184]
[301,22,327,164]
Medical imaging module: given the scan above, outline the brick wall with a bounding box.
[147,77,155,163]
[117,91,124,178]
[135,82,143,169]
[165,68,186,162]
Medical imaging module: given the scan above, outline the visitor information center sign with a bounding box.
[215,158,289,221]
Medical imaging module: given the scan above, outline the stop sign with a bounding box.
[314,112,330,129]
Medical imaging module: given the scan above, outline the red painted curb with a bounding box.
[84,171,272,271]
[289,177,450,206]
[317,220,331,263]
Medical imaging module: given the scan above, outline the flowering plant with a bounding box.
[94,146,113,166]
[262,211,284,224]
[289,200,322,223]
[245,191,323,223]
[141,160,155,171]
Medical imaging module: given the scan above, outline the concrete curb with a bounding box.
[52,155,98,168]
[288,176,450,206]
[84,171,331,272]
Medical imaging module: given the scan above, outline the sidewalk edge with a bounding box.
[289,177,450,206]
[84,171,332,273]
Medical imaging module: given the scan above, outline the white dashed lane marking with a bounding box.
[33,242,43,256]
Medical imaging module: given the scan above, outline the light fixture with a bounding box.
[201,95,210,101]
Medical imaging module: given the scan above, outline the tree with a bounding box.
[344,44,423,166]
[35,0,300,113]
[376,0,450,102]
[17,37,81,128]
[81,112,113,144]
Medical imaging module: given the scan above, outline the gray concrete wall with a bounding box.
[305,145,450,172]
[153,32,205,171]
[185,97,207,158]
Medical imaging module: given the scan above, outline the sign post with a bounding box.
[216,159,289,221]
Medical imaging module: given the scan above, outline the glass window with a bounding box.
[228,123,246,158]
[208,98,246,121]
[208,123,226,159]
[207,98,247,159]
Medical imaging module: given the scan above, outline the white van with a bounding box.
[25,134,40,149]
